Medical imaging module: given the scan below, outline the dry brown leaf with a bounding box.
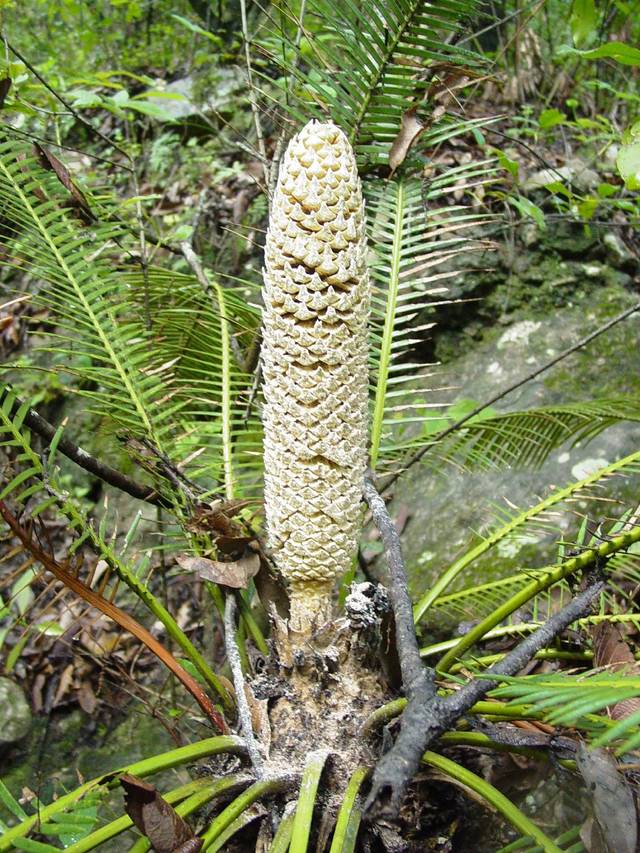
[593,622,636,669]
[34,144,95,224]
[388,108,428,176]
[53,663,75,707]
[592,622,640,719]
[121,774,203,853]
[576,743,637,853]
[77,681,97,715]
[176,551,260,589]
[0,77,11,109]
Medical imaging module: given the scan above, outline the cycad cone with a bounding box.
[262,120,370,632]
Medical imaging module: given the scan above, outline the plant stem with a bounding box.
[200,777,294,850]
[437,525,640,673]
[0,737,245,851]
[422,752,563,853]
[290,751,329,853]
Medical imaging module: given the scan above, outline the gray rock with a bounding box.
[523,157,599,192]
[146,69,245,122]
[0,677,31,745]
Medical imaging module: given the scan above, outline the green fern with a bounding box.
[0,132,262,502]
[435,520,640,673]
[124,266,263,499]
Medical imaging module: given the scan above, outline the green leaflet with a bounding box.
[366,170,496,471]
[414,447,640,622]
[260,0,484,164]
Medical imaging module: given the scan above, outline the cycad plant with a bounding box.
[2,1,640,850]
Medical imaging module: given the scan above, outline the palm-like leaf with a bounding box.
[414,448,640,621]
[261,0,483,164]
[433,519,640,673]
[403,397,640,472]
[0,133,262,501]
[0,135,177,454]
[125,266,263,500]
[367,165,498,471]
[490,672,640,754]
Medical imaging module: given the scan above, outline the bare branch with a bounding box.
[225,594,265,776]
[363,474,436,701]
[364,575,604,818]
[1,386,166,506]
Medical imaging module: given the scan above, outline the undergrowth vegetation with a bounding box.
[1,0,640,850]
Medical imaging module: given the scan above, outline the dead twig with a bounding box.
[363,474,436,700]
[225,594,265,776]
[364,573,605,818]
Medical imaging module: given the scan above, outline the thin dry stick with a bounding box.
[224,594,265,776]
[382,299,640,493]
[239,0,269,191]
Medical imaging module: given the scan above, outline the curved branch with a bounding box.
[1,386,166,506]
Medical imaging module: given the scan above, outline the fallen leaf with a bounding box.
[593,622,636,669]
[34,144,95,224]
[77,681,97,715]
[576,743,637,853]
[176,551,260,589]
[121,774,203,853]
[216,535,255,555]
[389,108,426,175]
[592,622,640,719]
[53,663,75,707]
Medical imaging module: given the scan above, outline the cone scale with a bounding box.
[261,121,370,631]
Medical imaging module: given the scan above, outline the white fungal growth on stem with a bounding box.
[261,120,370,631]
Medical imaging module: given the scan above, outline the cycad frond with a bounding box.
[414,397,640,472]
[434,520,640,673]
[0,133,263,501]
[366,171,496,470]
[0,134,175,453]
[421,613,640,664]
[490,672,640,754]
[124,266,263,500]
[264,0,483,164]
[414,448,640,622]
